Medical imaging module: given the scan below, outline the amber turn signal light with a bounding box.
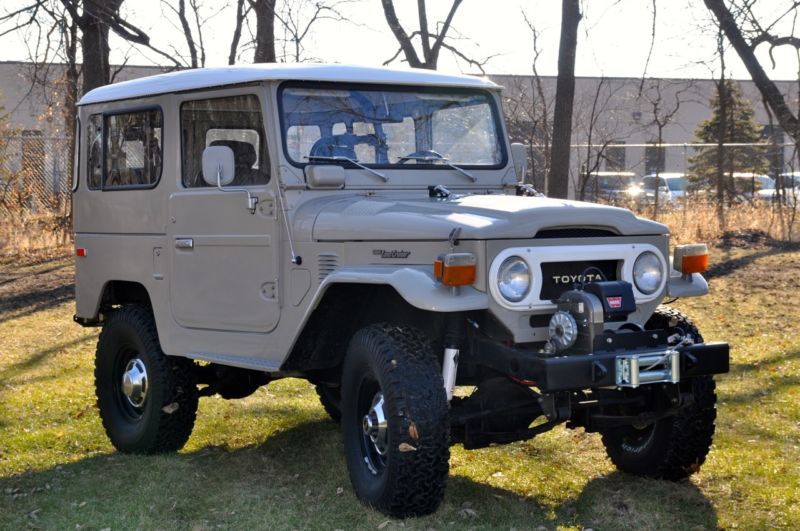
[674,244,708,275]
[434,253,477,286]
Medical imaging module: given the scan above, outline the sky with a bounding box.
[2,0,799,81]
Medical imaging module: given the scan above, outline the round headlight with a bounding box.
[633,251,664,294]
[497,256,531,302]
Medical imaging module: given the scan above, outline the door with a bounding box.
[168,92,281,333]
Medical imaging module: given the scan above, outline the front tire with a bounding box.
[600,306,717,480]
[95,305,198,454]
[341,324,449,517]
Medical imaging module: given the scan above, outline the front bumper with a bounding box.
[469,335,729,393]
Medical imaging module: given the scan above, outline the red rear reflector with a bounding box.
[76,248,87,257]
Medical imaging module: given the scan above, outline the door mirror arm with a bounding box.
[202,145,258,214]
[216,166,258,214]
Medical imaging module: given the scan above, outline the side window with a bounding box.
[87,114,102,189]
[181,95,270,188]
[105,109,162,188]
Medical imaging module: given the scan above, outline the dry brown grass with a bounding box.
[609,199,800,244]
[1,196,798,256]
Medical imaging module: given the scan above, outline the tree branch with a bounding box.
[380,0,422,67]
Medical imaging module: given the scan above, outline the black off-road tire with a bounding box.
[600,305,717,480]
[95,305,198,454]
[341,324,449,518]
[315,383,342,423]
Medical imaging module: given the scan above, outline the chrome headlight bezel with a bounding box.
[633,251,664,295]
[496,255,531,302]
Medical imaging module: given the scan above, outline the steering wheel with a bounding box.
[398,149,445,164]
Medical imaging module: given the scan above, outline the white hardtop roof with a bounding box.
[78,63,499,106]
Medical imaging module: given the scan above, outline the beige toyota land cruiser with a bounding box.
[73,64,729,517]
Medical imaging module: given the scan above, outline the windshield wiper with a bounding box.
[398,155,476,182]
[306,155,388,182]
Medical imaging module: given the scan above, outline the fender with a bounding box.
[316,265,489,312]
[667,270,709,298]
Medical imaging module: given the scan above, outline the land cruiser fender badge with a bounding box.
[373,249,411,259]
[607,296,622,309]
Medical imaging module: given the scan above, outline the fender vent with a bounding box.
[534,228,617,239]
[318,253,339,282]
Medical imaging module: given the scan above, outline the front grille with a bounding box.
[539,260,619,300]
[534,228,617,239]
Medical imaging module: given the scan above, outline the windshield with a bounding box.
[280,84,503,168]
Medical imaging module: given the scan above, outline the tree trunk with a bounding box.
[252,0,276,63]
[80,7,112,94]
[704,0,800,143]
[547,0,581,199]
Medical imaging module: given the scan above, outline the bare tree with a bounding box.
[162,0,206,68]
[502,11,553,189]
[274,0,355,62]
[251,0,277,63]
[640,80,690,219]
[704,0,800,144]
[228,0,250,64]
[547,0,581,199]
[573,77,630,202]
[380,0,492,72]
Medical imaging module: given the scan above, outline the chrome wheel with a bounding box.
[121,358,148,408]
[362,392,388,458]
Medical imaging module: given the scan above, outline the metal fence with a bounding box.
[0,135,72,217]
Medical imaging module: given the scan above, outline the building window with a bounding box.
[605,141,626,172]
[181,94,270,188]
[645,141,665,175]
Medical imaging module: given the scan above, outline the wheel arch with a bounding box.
[282,281,448,374]
[76,280,155,326]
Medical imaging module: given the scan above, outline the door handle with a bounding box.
[175,238,194,250]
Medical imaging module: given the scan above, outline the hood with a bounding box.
[294,193,668,241]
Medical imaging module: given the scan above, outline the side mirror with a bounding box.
[510,143,528,183]
[202,145,235,187]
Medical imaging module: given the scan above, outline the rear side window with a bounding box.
[87,114,102,189]
[181,95,270,187]
[86,108,163,190]
[106,110,162,188]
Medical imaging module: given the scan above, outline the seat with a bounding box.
[309,134,358,160]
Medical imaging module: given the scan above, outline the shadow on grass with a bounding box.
[706,244,799,280]
[0,335,95,383]
[729,349,800,375]
[0,417,719,529]
[0,263,71,288]
[0,283,75,324]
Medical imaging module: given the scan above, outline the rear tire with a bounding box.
[600,306,717,480]
[341,324,449,517]
[95,305,198,454]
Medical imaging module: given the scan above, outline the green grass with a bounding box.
[1,247,798,529]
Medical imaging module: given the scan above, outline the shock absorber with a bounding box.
[442,314,465,402]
